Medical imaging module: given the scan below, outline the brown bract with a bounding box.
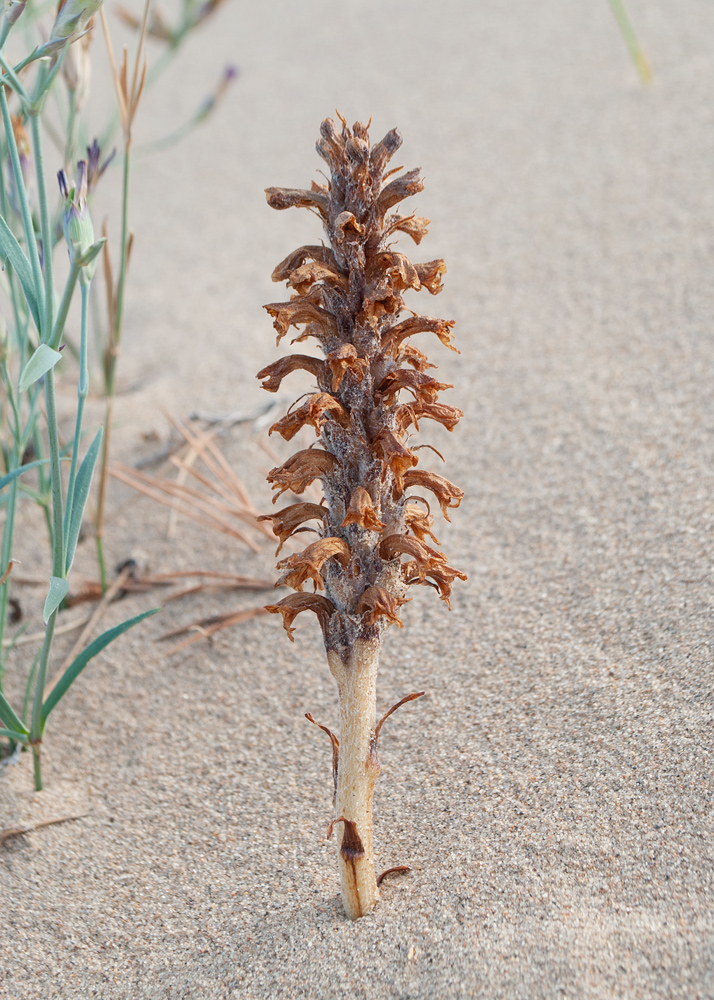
[260,116,466,643]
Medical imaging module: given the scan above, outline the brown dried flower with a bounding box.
[259,117,466,919]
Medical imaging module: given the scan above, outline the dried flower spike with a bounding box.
[261,117,466,919]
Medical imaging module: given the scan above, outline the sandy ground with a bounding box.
[2,1,714,997]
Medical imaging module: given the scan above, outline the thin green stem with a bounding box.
[0,19,12,50]
[28,364,67,789]
[62,281,89,557]
[0,476,18,685]
[0,49,30,103]
[30,608,56,791]
[29,112,54,339]
[43,369,65,579]
[48,260,80,349]
[607,0,651,84]
[0,83,44,322]
[96,141,132,590]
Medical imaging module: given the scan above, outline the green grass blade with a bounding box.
[0,457,52,492]
[0,727,30,743]
[0,213,41,330]
[42,576,69,624]
[608,0,652,84]
[42,608,160,724]
[18,344,63,393]
[64,426,102,573]
[0,688,28,735]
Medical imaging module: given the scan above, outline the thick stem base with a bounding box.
[328,637,380,919]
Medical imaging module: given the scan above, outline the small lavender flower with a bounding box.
[58,160,96,280]
[85,139,115,194]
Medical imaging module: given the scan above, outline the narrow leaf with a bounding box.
[43,576,69,624]
[0,727,30,743]
[75,237,106,268]
[0,214,41,330]
[0,689,28,735]
[42,608,160,723]
[65,427,102,573]
[0,458,52,492]
[18,344,62,393]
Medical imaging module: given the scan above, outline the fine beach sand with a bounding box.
[2,2,713,997]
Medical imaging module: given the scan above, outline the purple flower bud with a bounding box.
[85,139,115,194]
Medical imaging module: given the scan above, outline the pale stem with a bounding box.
[328,637,381,919]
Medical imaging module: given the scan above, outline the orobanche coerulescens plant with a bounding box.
[258,116,467,919]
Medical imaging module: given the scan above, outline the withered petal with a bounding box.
[270,392,350,441]
[383,315,458,353]
[373,430,418,492]
[334,211,365,241]
[264,299,337,346]
[265,592,336,641]
[355,585,409,628]
[402,469,464,521]
[276,537,351,592]
[378,533,434,566]
[398,344,437,372]
[256,354,327,393]
[384,213,431,245]
[287,260,349,296]
[265,186,329,219]
[325,344,370,391]
[396,401,463,433]
[402,560,468,608]
[271,245,341,283]
[377,168,424,217]
[366,251,421,293]
[377,369,453,406]
[267,449,338,501]
[258,502,326,554]
[405,503,440,545]
[341,486,386,531]
[414,259,447,295]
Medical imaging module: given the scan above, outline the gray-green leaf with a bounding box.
[43,576,69,624]
[0,458,51,492]
[0,689,28,736]
[0,727,30,743]
[0,214,41,331]
[18,344,62,393]
[65,427,102,573]
[42,608,160,724]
